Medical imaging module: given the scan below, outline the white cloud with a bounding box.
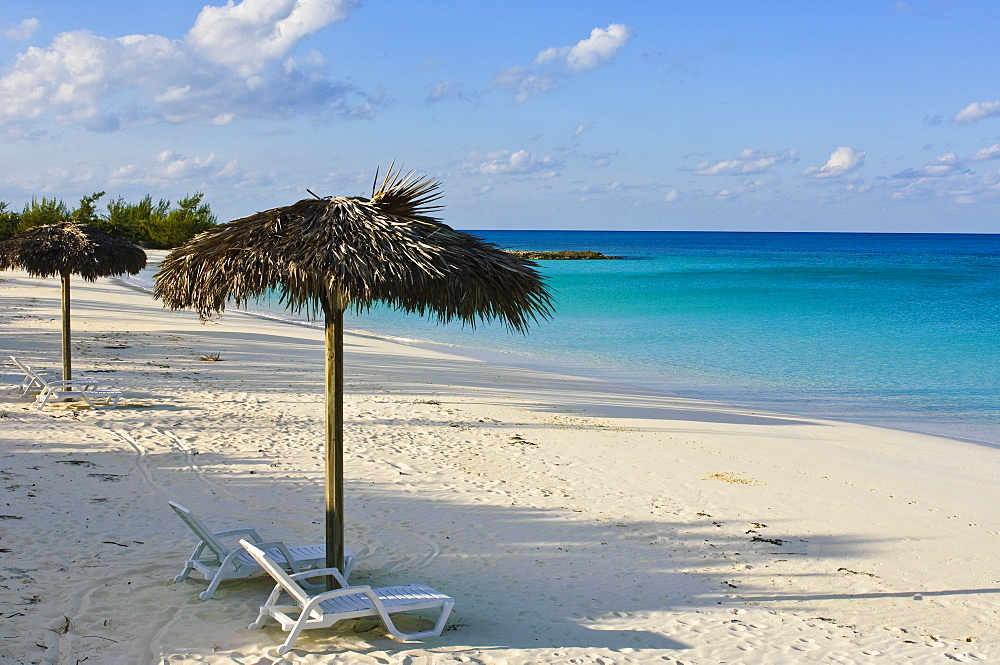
[591,150,618,167]
[0,0,369,133]
[492,67,558,104]
[886,142,1000,186]
[664,189,680,202]
[554,143,577,157]
[3,18,40,41]
[885,169,1000,204]
[493,24,633,103]
[693,149,797,175]
[427,81,460,103]
[715,179,765,201]
[187,0,356,77]
[154,150,229,179]
[579,181,625,197]
[106,150,248,190]
[953,101,1000,124]
[1,148,252,199]
[803,147,866,179]
[477,149,560,176]
[888,152,967,179]
[970,143,1000,162]
[881,145,1000,204]
[534,24,632,71]
[426,80,478,104]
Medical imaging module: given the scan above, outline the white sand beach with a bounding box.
[2,270,999,664]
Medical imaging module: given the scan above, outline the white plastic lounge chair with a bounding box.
[169,501,356,601]
[10,355,123,409]
[9,355,48,396]
[240,539,454,655]
[35,379,123,410]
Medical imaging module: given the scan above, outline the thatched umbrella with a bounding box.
[153,168,552,577]
[0,221,147,380]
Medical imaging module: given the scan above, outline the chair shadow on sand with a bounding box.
[1,426,899,660]
[219,475,880,656]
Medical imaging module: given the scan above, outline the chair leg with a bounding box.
[248,610,269,631]
[276,618,310,656]
[430,600,455,637]
[343,554,357,580]
[371,595,454,641]
[199,574,225,600]
[173,563,193,583]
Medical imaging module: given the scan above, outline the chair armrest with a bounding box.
[309,584,373,603]
[297,584,380,621]
[45,380,98,390]
[214,528,262,543]
[254,540,288,549]
[289,567,349,587]
[190,541,209,558]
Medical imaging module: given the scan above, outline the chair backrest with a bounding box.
[10,356,46,385]
[239,539,314,606]
[168,501,231,560]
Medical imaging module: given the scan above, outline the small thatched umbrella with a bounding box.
[153,167,552,577]
[0,221,147,380]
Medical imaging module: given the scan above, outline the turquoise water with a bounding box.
[131,232,1000,445]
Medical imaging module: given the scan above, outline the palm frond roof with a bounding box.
[153,168,552,332]
[0,221,147,280]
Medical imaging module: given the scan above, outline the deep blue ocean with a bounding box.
[130,232,1000,445]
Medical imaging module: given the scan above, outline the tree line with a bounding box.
[0,191,217,248]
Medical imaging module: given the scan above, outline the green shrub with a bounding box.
[145,193,217,249]
[1,192,218,248]
[0,201,19,241]
[18,196,70,231]
[100,194,169,245]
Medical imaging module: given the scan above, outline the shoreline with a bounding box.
[345,331,1000,450]
[3,271,1000,663]
[115,263,999,450]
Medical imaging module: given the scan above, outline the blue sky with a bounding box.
[1,0,999,232]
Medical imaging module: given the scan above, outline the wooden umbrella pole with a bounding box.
[323,297,346,587]
[61,270,72,380]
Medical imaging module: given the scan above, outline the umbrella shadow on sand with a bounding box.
[0,434,898,660]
